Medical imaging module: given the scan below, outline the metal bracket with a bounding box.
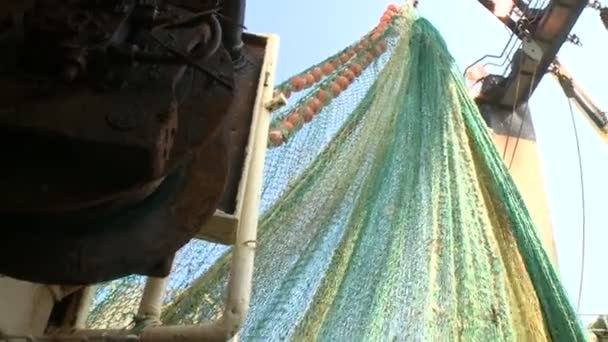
[522,38,543,62]
[265,92,288,112]
[567,33,583,46]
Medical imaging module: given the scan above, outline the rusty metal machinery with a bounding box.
[473,0,588,108]
[0,0,248,285]
[466,0,588,145]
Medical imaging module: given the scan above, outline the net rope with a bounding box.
[85,6,585,341]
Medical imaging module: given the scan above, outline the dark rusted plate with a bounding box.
[0,34,235,285]
[0,23,233,217]
[0,117,230,285]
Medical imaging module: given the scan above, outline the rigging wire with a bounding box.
[500,0,543,162]
[504,0,547,167]
[508,69,537,168]
[502,43,523,161]
[565,97,587,314]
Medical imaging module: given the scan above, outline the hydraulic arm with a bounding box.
[551,59,608,143]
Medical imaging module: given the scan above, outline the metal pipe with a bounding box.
[136,277,169,325]
[219,0,246,66]
[72,287,95,330]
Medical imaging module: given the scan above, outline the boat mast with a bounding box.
[467,0,589,269]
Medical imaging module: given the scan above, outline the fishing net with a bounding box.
[85,6,585,341]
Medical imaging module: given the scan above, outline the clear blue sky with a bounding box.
[246,0,606,323]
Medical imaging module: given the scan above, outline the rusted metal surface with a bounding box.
[0,0,248,284]
[0,1,232,216]
[193,33,269,245]
[216,34,266,215]
[474,0,587,107]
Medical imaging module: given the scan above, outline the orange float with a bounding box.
[330,82,342,97]
[321,61,336,75]
[349,63,363,76]
[335,75,350,90]
[286,112,301,126]
[308,98,323,113]
[304,73,315,88]
[315,89,329,103]
[289,76,305,91]
[339,53,350,64]
[302,106,315,122]
[268,129,284,146]
[281,120,294,132]
[311,67,323,82]
[343,70,355,82]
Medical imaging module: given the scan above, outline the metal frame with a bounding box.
[471,0,588,107]
[498,0,588,106]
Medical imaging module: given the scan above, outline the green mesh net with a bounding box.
[85,8,585,341]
